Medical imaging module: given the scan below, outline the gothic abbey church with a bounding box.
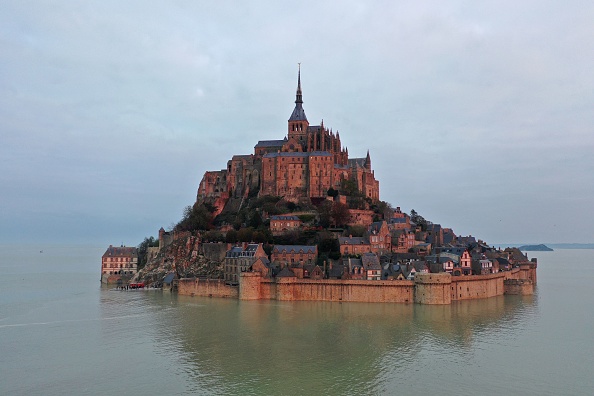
[197,69,380,209]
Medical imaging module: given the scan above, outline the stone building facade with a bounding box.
[197,68,380,207]
[269,215,302,235]
[224,243,267,285]
[101,245,138,280]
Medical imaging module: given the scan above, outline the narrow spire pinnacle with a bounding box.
[288,64,307,122]
[296,63,303,104]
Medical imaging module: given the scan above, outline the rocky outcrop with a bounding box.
[133,233,226,286]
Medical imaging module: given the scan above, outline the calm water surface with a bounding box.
[0,245,592,395]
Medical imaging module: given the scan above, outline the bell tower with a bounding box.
[288,64,309,147]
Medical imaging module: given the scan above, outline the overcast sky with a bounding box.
[1,1,593,246]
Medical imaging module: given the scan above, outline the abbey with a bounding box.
[197,68,380,206]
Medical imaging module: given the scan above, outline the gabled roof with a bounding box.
[276,267,297,277]
[362,253,381,270]
[369,221,386,234]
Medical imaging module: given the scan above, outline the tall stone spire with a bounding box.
[296,63,303,104]
[289,64,307,122]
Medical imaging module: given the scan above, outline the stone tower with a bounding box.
[287,64,309,146]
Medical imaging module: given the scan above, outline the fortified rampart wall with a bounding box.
[177,278,238,298]
[450,273,505,301]
[178,262,536,304]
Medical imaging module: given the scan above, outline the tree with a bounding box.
[137,236,159,269]
[410,209,428,231]
[237,227,254,242]
[318,201,333,228]
[331,202,350,227]
[225,229,238,243]
[347,225,366,237]
[176,203,213,232]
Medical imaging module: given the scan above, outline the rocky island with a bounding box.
[103,68,537,304]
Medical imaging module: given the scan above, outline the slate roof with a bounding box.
[309,151,333,157]
[289,103,307,121]
[163,272,175,284]
[102,246,138,258]
[343,257,363,268]
[362,253,381,270]
[232,154,253,160]
[348,158,367,168]
[273,245,316,254]
[263,152,309,158]
[270,215,301,221]
[255,139,286,148]
[328,264,346,278]
[425,254,459,264]
[427,223,442,232]
[369,221,385,234]
[226,244,261,257]
[389,217,407,224]
[439,246,467,256]
[338,236,368,245]
[276,267,297,277]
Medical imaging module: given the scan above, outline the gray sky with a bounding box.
[1,1,593,246]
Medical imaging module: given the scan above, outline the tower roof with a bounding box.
[289,64,308,122]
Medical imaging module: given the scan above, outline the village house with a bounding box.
[269,215,302,235]
[101,245,138,278]
[271,245,318,267]
[224,243,267,285]
[361,253,382,280]
[388,207,410,230]
[303,263,325,279]
[343,257,365,279]
[251,256,272,278]
[392,229,416,253]
[473,258,494,275]
[452,250,473,276]
[368,221,391,254]
[338,236,371,255]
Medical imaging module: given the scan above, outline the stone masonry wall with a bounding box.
[179,266,534,304]
[252,276,414,303]
[450,273,505,301]
[178,278,238,298]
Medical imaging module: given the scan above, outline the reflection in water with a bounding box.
[143,293,539,395]
[5,246,592,395]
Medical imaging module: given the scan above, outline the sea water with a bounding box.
[0,245,592,395]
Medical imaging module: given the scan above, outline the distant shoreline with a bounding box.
[496,243,594,250]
